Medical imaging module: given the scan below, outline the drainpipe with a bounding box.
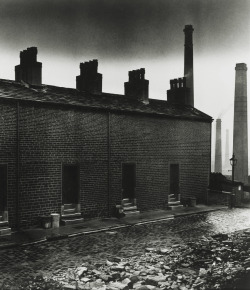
[16,101,20,230]
[107,112,111,217]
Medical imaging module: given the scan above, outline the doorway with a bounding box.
[0,165,7,219]
[122,163,136,199]
[62,164,79,205]
[170,164,180,200]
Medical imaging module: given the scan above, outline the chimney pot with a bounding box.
[76,59,102,94]
[15,47,42,86]
[124,68,149,103]
[167,77,189,105]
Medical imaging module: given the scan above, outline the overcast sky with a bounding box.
[0,0,250,171]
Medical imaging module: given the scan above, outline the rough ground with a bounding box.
[0,208,250,289]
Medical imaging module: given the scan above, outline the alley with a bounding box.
[0,208,250,289]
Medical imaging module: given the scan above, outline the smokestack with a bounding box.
[223,129,230,175]
[215,119,222,173]
[233,63,248,183]
[124,68,149,104]
[76,59,102,94]
[15,47,42,86]
[183,25,194,107]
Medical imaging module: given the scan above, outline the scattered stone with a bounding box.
[108,281,129,290]
[145,248,156,252]
[77,266,88,277]
[63,284,77,290]
[111,264,125,271]
[159,248,170,254]
[81,277,91,283]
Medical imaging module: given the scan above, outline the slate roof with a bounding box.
[0,79,212,122]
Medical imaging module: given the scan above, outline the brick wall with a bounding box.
[18,104,109,227]
[110,113,211,212]
[0,99,211,228]
[0,102,17,228]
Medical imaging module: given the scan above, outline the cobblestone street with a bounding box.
[0,208,250,289]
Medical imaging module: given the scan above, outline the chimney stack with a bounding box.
[223,129,230,175]
[183,25,194,107]
[215,119,222,173]
[76,59,102,94]
[233,63,248,183]
[124,68,149,104]
[167,77,190,105]
[15,47,42,86]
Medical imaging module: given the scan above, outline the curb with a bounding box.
[0,207,230,249]
[172,207,228,218]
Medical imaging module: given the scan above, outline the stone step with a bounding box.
[123,202,133,207]
[168,201,181,206]
[63,203,76,210]
[169,198,177,202]
[63,208,77,214]
[167,205,184,210]
[122,198,130,204]
[0,220,8,227]
[169,194,175,198]
[0,227,11,236]
[61,217,84,226]
[124,210,140,216]
[123,205,137,211]
[61,212,81,219]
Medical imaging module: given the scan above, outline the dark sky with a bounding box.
[0,0,249,59]
[0,0,249,121]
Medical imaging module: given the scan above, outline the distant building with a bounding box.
[0,26,212,230]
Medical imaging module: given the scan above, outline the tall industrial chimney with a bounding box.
[233,63,248,183]
[183,25,194,107]
[215,119,222,173]
[223,129,230,175]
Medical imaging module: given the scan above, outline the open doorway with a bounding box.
[122,163,136,200]
[169,163,180,200]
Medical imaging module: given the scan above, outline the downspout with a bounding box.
[207,121,212,204]
[107,112,111,217]
[16,101,20,230]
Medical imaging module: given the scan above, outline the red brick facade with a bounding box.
[0,96,211,229]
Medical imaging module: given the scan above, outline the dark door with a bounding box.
[122,163,136,199]
[62,164,79,204]
[0,165,7,213]
[170,164,180,199]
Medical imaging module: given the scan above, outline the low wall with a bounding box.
[207,189,229,206]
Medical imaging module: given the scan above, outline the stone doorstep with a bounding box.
[0,227,11,236]
[61,212,81,219]
[123,205,137,211]
[167,205,184,210]
[0,220,8,227]
[61,217,84,226]
[63,203,77,210]
[121,198,131,206]
[123,202,133,207]
[63,208,77,214]
[124,210,140,216]
[168,201,181,206]
[169,198,177,202]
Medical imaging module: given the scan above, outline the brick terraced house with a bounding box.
[0,26,212,231]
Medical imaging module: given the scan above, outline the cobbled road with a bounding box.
[0,208,250,289]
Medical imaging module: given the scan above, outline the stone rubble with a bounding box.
[29,229,250,290]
